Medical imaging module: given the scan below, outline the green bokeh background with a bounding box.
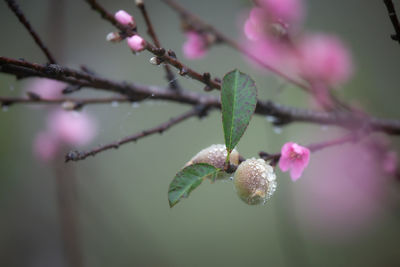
[1,0,400,266]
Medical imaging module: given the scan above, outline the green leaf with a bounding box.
[168,163,219,208]
[221,69,257,157]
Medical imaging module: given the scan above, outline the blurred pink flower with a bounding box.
[24,78,65,99]
[47,110,97,146]
[33,131,59,162]
[127,35,146,52]
[244,0,303,42]
[259,0,304,25]
[298,34,353,87]
[279,142,310,181]
[294,141,389,239]
[245,36,298,76]
[382,150,397,175]
[182,31,207,59]
[114,10,135,27]
[242,3,300,77]
[244,7,268,41]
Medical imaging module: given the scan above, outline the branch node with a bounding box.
[203,85,212,92]
[135,0,144,8]
[62,85,82,94]
[154,47,166,57]
[179,67,188,76]
[65,150,81,162]
[167,49,177,59]
[26,91,41,100]
[45,64,63,76]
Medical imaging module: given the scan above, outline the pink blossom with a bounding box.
[47,110,97,146]
[244,0,303,40]
[298,34,353,87]
[127,35,146,52]
[33,131,59,162]
[242,5,300,76]
[182,31,207,59]
[245,36,298,76]
[382,151,397,174]
[244,7,267,41]
[259,0,304,25]
[24,78,65,99]
[279,142,310,181]
[114,10,135,27]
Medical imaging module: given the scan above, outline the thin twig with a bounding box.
[65,106,205,161]
[1,57,400,135]
[162,0,308,91]
[4,0,57,64]
[161,0,352,110]
[0,95,135,109]
[259,130,368,166]
[383,0,400,44]
[136,0,181,92]
[85,0,135,37]
[85,0,221,90]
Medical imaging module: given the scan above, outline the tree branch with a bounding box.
[383,0,400,44]
[136,0,181,92]
[4,0,57,64]
[65,105,207,161]
[0,95,135,109]
[161,0,354,110]
[85,0,136,36]
[85,0,221,90]
[161,0,308,91]
[1,56,400,135]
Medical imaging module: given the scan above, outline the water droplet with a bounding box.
[131,102,140,108]
[265,115,276,123]
[273,126,282,134]
[151,93,155,97]
[229,176,234,181]
[111,101,119,107]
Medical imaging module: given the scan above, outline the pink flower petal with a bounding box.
[47,110,97,146]
[290,159,306,181]
[182,31,207,59]
[298,34,353,86]
[279,155,291,171]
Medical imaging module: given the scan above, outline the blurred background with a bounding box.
[1,0,400,266]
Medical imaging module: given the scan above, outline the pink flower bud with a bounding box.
[114,10,135,27]
[279,142,310,181]
[298,34,353,87]
[127,35,146,52]
[182,31,207,59]
[47,110,97,146]
[24,78,65,100]
[33,131,59,162]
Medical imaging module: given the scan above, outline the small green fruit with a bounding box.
[185,144,240,179]
[234,158,277,205]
